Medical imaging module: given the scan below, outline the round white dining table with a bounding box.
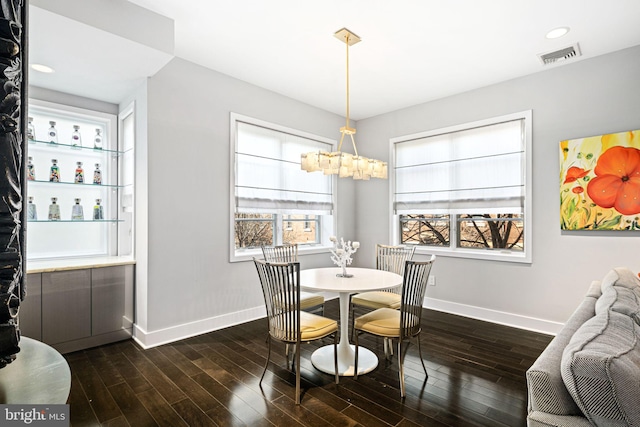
[300,267,402,376]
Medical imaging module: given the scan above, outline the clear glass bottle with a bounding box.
[27,156,35,181]
[71,198,84,220]
[27,117,35,141]
[48,197,61,221]
[27,196,37,221]
[48,121,58,144]
[93,163,102,185]
[93,128,103,150]
[74,161,84,183]
[49,159,60,182]
[71,125,82,148]
[93,198,104,220]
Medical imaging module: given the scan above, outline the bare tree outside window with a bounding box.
[458,214,524,251]
[401,213,524,251]
[235,213,274,248]
[400,214,450,246]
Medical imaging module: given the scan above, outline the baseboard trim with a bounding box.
[133,305,266,349]
[133,294,338,349]
[132,295,559,349]
[424,297,561,336]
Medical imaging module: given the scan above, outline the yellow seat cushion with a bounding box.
[355,308,421,338]
[355,308,401,337]
[299,312,337,340]
[272,312,337,341]
[300,292,324,310]
[352,291,401,310]
[273,291,324,311]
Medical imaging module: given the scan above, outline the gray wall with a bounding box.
[354,45,640,332]
[137,57,353,344]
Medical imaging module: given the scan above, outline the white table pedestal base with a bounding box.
[311,343,378,376]
[310,289,380,376]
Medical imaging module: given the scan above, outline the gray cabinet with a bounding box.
[18,274,42,341]
[43,269,92,345]
[20,264,134,353]
[92,266,134,336]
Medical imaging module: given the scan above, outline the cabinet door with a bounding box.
[18,274,42,341]
[42,270,91,344]
[92,265,134,335]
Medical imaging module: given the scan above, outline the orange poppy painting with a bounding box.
[560,129,640,230]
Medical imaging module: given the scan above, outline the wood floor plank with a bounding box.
[157,344,204,377]
[121,345,187,404]
[160,365,223,414]
[68,357,122,423]
[87,347,125,388]
[190,372,273,427]
[171,398,217,427]
[137,388,190,427]
[101,416,130,427]
[67,374,100,427]
[109,350,154,395]
[107,381,159,427]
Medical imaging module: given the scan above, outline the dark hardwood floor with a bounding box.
[64,300,552,426]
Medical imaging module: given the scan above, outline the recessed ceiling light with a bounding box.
[31,64,55,73]
[546,27,570,39]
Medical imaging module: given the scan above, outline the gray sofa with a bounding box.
[526,267,640,426]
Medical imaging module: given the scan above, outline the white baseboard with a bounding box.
[424,297,562,336]
[133,305,267,349]
[132,293,338,349]
[132,295,559,349]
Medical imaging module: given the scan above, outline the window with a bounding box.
[230,114,335,261]
[391,111,532,262]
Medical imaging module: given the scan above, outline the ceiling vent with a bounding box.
[538,43,581,65]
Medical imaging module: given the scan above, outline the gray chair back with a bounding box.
[261,243,299,263]
[254,258,301,342]
[400,255,435,340]
[376,244,416,293]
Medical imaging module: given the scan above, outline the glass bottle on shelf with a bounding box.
[49,159,60,182]
[27,117,35,141]
[71,198,84,220]
[93,128,103,150]
[71,125,82,148]
[48,197,60,221]
[48,121,58,144]
[93,198,104,220]
[27,196,37,221]
[74,161,84,183]
[27,156,35,181]
[93,163,102,185]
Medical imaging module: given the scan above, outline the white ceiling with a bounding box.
[30,0,640,120]
[28,5,173,104]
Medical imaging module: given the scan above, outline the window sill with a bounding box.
[231,244,333,263]
[412,245,531,264]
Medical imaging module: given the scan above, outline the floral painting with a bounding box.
[560,130,640,230]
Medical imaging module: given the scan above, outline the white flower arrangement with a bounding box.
[329,236,360,277]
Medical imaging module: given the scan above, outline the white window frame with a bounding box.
[229,113,337,262]
[389,110,532,263]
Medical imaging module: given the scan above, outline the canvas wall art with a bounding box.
[560,129,640,230]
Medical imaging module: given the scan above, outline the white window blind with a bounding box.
[235,121,333,214]
[394,119,524,214]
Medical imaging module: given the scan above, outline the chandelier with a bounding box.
[301,28,387,180]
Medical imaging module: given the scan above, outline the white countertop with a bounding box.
[26,256,136,274]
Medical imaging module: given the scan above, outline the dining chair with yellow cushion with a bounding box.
[353,256,435,398]
[253,258,339,404]
[350,244,416,338]
[262,244,325,314]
